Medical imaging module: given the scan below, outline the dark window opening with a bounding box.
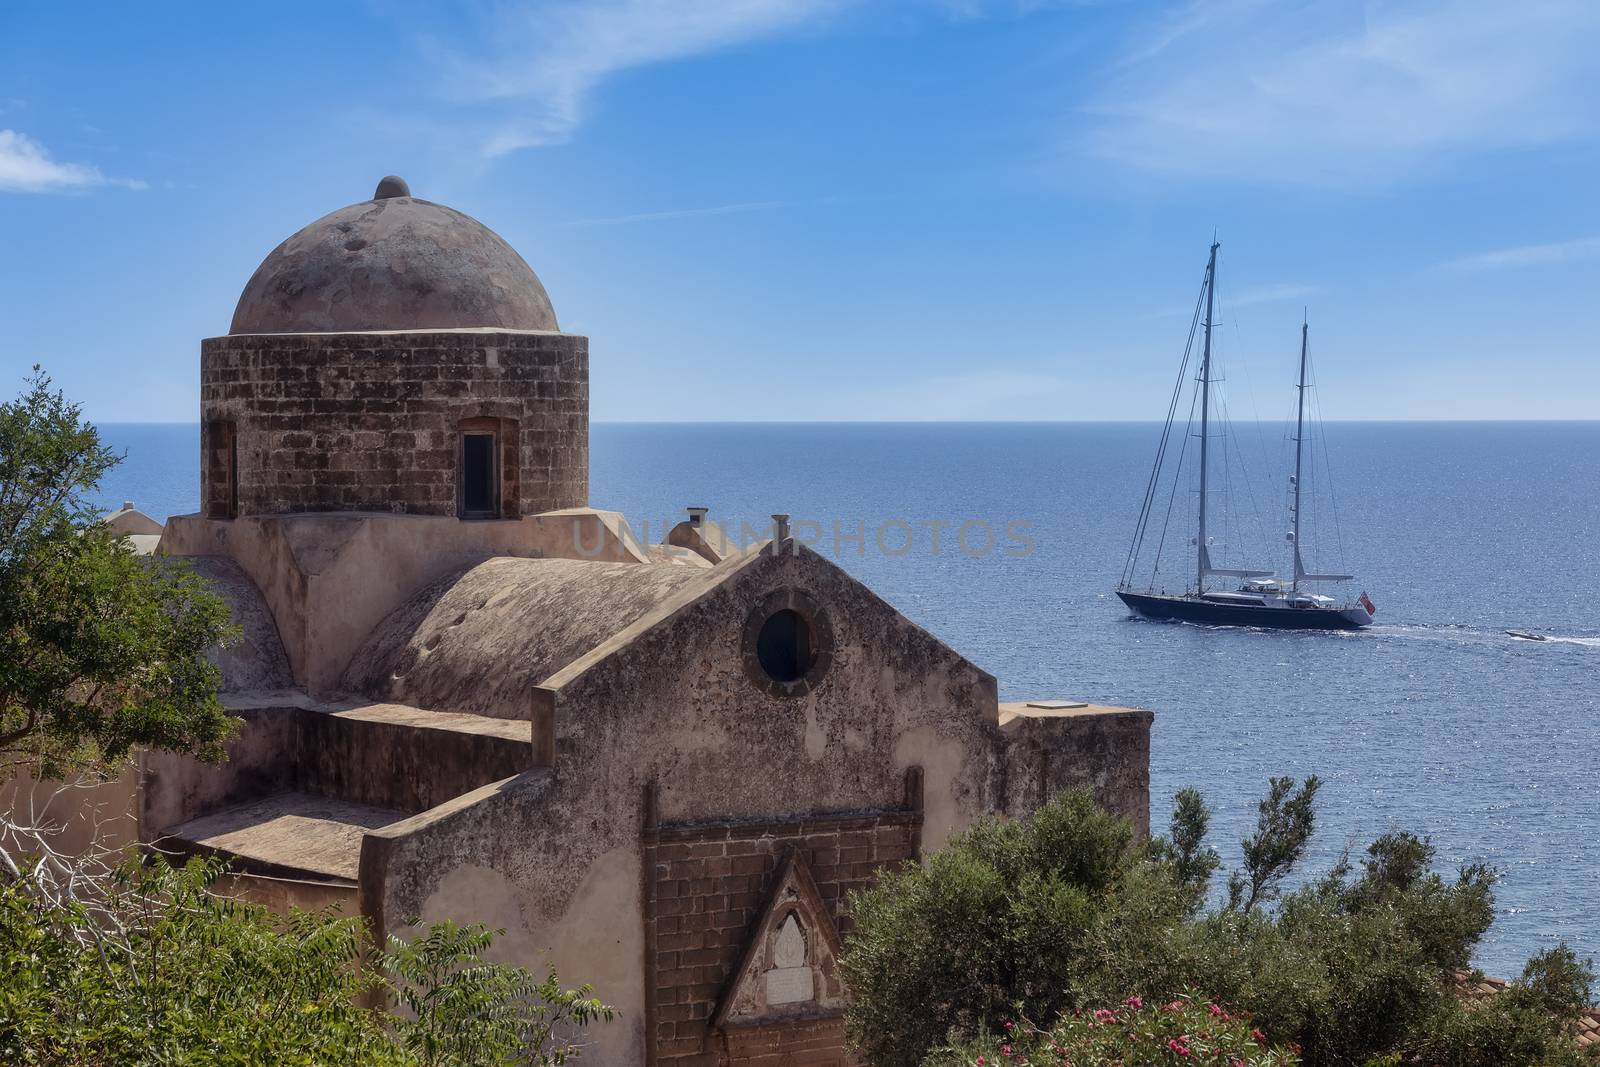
[460,432,497,518]
[227,431,238,519]
[206,419,238,520]
[756,609,813,683]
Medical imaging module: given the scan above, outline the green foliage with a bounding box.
[1148,786,1220,915]
[839,790,1146,1067]
[0,857,400,1066]
[0,857,615,1066]
[930,993,1301,1066]
[1412,949,1597,1067]
[381,919,615,1066]
[1227,775,1321,913]
[841,783,1598,1067]
[0,369,238,779]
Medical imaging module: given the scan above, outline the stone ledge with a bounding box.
[160,791,407,882]
[647,807,922,844]
[998,700,1153,730]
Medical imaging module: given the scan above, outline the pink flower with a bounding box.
[1124,995,1143,1010]
[1093,1008,1117,1024]
[1208,1003,1225,1017]
[1250,1028,1266,1045]
[1167,1037,1192,1056]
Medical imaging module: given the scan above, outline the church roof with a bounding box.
[341,556,710,718]
[228,176,558,335]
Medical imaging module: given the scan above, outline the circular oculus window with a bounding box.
[742,589,834,698]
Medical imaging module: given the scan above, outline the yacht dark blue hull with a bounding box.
[1117,591,1370,630]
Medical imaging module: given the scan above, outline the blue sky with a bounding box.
[2,0,1597,421]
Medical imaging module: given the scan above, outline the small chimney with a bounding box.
[686,506,708,529]
[771,513,790,546]
[122,501,135,512]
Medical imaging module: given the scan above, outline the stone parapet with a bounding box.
[997,701,1154,837]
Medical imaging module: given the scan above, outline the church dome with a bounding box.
[228,176,558,335]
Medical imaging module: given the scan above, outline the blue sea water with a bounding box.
[92,421,1600,980]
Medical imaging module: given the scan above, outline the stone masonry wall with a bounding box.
[999,707,1154,839]
[199,330,586,518]
[643,808,921,1066]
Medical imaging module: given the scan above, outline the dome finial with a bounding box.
[374,175,410,200]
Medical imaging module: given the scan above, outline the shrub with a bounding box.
[0,856,614,1066]
[839,790,1159,1067]
[930,993,1301,1066]
[841,785,1598,1067]
[382,919,615,1067]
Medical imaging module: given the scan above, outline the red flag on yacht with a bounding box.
[1359,592,1376,615]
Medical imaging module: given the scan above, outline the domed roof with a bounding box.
[229,177,558,335]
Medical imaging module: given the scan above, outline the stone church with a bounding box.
[116,177,1151,1064]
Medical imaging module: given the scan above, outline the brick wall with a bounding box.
[199,330,587,518]
[643,808,921,1066]
[722,1018,851,1066]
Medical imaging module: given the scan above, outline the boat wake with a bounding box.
[1364,623,1600,649]
[1117,605,1598,648]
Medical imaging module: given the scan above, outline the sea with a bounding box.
[92,421,1600,980]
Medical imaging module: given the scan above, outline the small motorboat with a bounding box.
[1505,630,1548,642]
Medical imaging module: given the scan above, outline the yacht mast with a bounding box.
[1196,241,1219,594]
[1290,317,1308,595]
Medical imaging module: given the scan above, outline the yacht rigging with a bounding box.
[1116,241,1375,631]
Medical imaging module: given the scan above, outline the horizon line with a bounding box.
[88,417,1600,427]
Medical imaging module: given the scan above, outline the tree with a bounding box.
[0,368,237,783]
[1149,785,1220,915]
[1227,775,1321,913]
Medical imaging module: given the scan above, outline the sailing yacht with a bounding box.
[1115,242,1375,631]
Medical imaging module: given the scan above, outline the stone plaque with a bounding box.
[764,914,815,1005]
[765,966,815,1005]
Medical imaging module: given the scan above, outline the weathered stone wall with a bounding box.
[141,704,299,841]
[645,810,919,1065]
[199,329,587,518]
[142,701,531,837]
[998,705,1154,839]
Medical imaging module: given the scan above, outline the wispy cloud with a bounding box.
[561,199,786,226]
[1086,0,1600,188]
[1440,235,1600,272]
[418,0,1087,158]
[425,0,860,157]
[0,129,145,194]
[1230,282,1321,308]
[1155,280,1319,318]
